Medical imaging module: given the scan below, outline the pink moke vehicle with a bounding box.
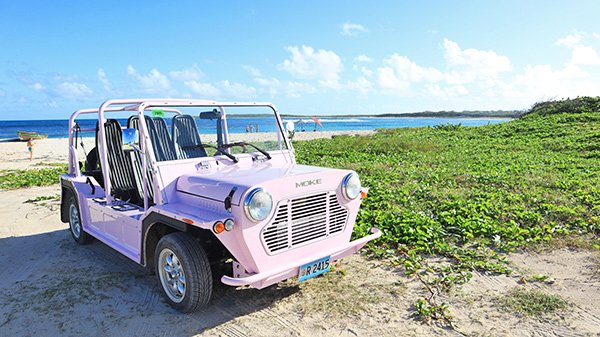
[60,99,381,312]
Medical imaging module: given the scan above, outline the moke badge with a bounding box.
[296,179,322,188]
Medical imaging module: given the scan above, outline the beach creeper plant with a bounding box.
[294,97,600,323]
[0,164,67,189]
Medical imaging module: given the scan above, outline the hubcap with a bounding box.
[69,204,81,238]
[158,248,186,303]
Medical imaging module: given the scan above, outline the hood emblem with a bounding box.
[296,179,322,188]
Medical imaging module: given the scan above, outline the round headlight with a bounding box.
[244,188,273,222]
[342,173,361,200]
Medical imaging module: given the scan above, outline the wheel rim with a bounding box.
[69,203,81,239]
[158,248,186,303]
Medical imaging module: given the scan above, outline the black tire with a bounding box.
[66,193,92,244]
[155,232,212,312]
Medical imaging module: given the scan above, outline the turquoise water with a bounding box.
[0,116,511,139]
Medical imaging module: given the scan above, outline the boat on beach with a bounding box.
[17,130,48,141]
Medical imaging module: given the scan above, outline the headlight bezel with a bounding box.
[342,173,361,200]
[244,188,273,222]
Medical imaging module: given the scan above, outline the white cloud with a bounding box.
[424,84,469,98]
[184,80,257,99]
[340,22,368,36]
[218,80,257,99]
[31,82,44,91]
[169,64,205,81]
[127,65,170,94]
[387,54,444,82]
[443,38,512,82]
[555,33,600,65]
[97,68,111,92]
[375,54,443,92]
[243,65,262,77]
[184,81,221,97]
[354,54,372,63]
[280,45,343,82]
[56,82,93,99]
[571,45,600,65]
[346,77,373,95]
[254,77,316,98]
[511,63,595,99]
[377,67,410,92]
[556,33,584,48]
[371,39,515,99]
[353,65,373,77]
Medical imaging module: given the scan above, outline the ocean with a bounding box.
[0,116,511,140]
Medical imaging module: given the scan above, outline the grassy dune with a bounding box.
[295,97,600,321]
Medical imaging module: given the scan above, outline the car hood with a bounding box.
[176,163,335,206]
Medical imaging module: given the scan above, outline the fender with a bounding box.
[140,212,190,267]
[60,178,77,223]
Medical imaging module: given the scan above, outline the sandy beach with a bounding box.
[0,130,375,170]
[1,131,599,336]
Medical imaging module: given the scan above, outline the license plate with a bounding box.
[298,256,330,282]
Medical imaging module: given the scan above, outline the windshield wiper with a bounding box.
[200,144,238,163]
[220,142,272,160]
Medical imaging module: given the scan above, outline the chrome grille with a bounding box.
[261,191,349,254]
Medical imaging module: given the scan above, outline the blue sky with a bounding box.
[1,1,600,119]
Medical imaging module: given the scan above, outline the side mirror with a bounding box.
[285,121,295,133]
[285,121,295,140]
[200,109,221,120]
[122,128,139,146]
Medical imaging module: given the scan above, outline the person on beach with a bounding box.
[27,138,34,161]
[255,124,259,132]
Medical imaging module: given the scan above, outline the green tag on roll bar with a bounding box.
[151,109,165,117]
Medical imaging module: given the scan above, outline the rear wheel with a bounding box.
[155,232,212,312]
[67,194,91,244]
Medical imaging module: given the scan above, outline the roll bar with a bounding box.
[69,99,289,209]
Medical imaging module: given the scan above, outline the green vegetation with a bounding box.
[25,194,61,203]
[295,97,600,322]
[413,297,451,323]
[0,164,68,189]
[499,288,569,316]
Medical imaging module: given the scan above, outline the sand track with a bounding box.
[0,188,599,335]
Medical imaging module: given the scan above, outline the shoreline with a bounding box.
[0,130,375,170]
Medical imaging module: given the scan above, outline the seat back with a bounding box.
[101,119,140,204]
[152,117,178,161]
[127,116,155,203]
[172,114,208,159]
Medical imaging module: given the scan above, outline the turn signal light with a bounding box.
[360,190,368,199]
[213,221,225,234]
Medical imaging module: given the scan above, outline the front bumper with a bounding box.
[221,227,382,289]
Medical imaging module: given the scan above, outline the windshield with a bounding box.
[139,105,289,162]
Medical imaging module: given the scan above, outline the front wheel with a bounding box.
[155,232,212,312]
[66,194,91,244]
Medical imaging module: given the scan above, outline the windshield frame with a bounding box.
[137,101,291,163]
[94,99,292,208]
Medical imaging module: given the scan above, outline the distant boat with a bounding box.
[17,130,48,141]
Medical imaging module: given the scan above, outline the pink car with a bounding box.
[60,99,381,312]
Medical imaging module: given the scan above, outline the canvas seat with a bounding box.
[172,114,208,159]
[101,119,141,204]
[151,117,178,161]
[127,115,156,204]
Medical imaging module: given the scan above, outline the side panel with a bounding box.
[62,175,143,263]
[86,202,142,263]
